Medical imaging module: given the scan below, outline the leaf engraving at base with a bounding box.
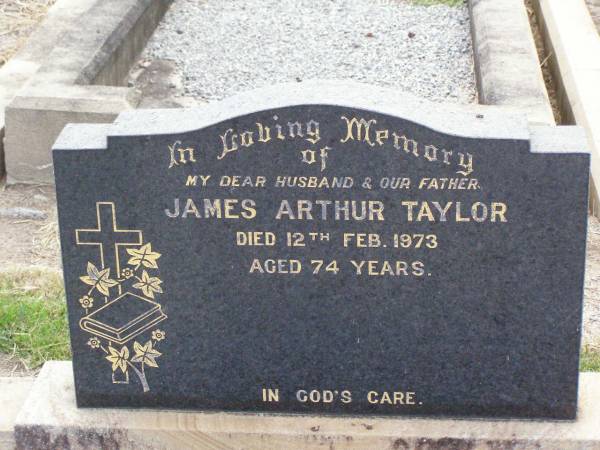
[106,345,129,373]
[131,340,162,368]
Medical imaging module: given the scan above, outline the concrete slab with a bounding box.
[468,0,555,125]
[0,377,34,450]
[533,0,600,215]
[12,361,600,449]
[0,0,98,178]
[1,0,172,184]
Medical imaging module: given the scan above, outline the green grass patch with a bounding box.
[0,268,70,368]
[581,347,600,372]
[411,0,465,6]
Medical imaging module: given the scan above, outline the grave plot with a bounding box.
[1,0,600,447]
[140,0,476,104]
[0,0,599,424]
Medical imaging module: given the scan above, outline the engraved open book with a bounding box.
[79,292,167,345]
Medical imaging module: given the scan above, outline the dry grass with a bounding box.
[0,183,60,268]
[581,346,600,372]
[31,209,60,264]
[0,0,56,67]
[0,265,63,298]
[524,0,563,124]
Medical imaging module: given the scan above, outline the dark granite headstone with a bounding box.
[53,81,589,419]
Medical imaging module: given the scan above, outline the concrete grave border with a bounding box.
[0,0,172,184]
[469,0,600,215]
[531,0,600,216]
[468,0,555,126]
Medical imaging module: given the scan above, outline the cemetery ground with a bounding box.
[0,0,599,445]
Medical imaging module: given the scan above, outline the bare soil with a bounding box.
[0,183,59,269]
[0,351,37,377]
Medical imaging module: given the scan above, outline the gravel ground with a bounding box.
[143,0,476,104]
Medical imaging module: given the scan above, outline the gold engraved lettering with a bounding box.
[168,140,196,168]
[262,388,279,402]
[375,129,389,146]
[392,133,418,156]
[256,123,271,143]
[340,116,376,147]
[275,200,384,221]
[424,144,438,162]
[305,119,321,144]
[457,152,474,176]
[240,131,254,147]
[218,129,238,160]
[185,175,197,187]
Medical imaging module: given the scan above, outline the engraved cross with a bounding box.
[76,202,142,296]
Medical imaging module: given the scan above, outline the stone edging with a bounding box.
[468,0,555,126]
[0,0,172,184]
[532,0,600,216]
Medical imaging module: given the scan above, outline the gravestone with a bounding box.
[53,81,589,420]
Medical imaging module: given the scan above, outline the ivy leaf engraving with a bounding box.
[127,243,161,269]
[131,340,162,368]
[106,345,129,373]
[80,262,119,296]
[132,270,163,299]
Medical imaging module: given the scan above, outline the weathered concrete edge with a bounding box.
[0,0,98,181]
[532,0,600,216]
[468,0,555,125]
[13,361,600,450]
[2,0,173,184]
[53,81,589,155]
[78,0,173,86]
